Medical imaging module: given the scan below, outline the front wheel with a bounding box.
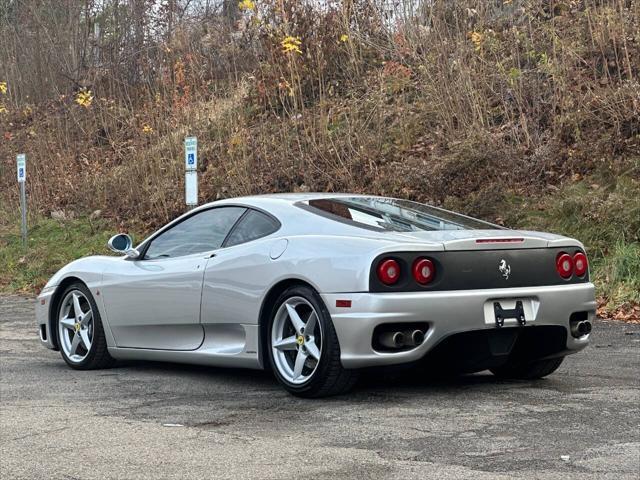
[490,356,564,380]
[56,282,114,370]
[267,286,358,397]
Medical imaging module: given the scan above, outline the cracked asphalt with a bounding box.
[1,295,639,479]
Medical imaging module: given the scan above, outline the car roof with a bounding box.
[207,192,375,209]
[226,192,368,202]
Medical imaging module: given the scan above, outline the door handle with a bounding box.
[205,253,216,259]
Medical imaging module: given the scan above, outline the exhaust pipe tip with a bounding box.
[378,331,405,349]
[377,326,429,350]
[411,330,425,346]
[573,320,592,337]
[578,321,589,335]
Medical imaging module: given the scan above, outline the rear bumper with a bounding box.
[322,283,596,369]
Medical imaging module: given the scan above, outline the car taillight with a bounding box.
[412,258,435,284]
[556,252,573,278]
[377,258,400,285]
[573,252,588,277]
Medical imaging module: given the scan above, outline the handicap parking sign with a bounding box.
[17,154,26,182]
[184,137,197,171]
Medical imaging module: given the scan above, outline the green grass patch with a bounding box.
[505,174,640,312]
[592,241,640,307]
[0,216,132,293]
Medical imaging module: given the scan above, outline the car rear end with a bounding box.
[322,235,596,370]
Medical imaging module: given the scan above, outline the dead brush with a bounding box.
[0,0,637,224]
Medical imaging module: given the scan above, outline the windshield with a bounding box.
[300,197,500,232]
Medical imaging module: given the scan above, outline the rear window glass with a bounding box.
[300,197,499,232]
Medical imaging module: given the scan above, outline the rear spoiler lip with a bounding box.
[369,236,585,254]
[442,236,586,251]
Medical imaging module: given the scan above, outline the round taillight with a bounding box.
[412,258,435,285]
[377,258,400,285]
[556,252,573,279]
[573,252,588,277]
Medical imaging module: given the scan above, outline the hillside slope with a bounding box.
[0,1,638,318]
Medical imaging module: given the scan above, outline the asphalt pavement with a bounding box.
[1,295,638,479]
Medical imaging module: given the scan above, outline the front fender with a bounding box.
[38,255,123,350]
[44,255,119,289]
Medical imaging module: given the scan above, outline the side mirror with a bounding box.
[107,234,140,259]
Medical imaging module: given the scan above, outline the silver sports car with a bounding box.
[36,194,596,397]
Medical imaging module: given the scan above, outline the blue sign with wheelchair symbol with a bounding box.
[184,137,197,171]
[17,154,26,182]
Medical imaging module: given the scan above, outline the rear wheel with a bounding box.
[56,282,114,370]
[490,356,564,380]
[267,285,358,397]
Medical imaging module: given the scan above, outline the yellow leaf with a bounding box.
[0,82,7,94]
[469,31,484,51]
[281,36,302,55]
[238,0,255,11]
[75,89,94,108]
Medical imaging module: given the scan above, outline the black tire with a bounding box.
[267,285,359,398]
[490,356,564,380]
[56,282,115,370]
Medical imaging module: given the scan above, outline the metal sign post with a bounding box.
[184,137,198,209]
[16,154,27,247]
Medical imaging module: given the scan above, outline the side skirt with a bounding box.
[108,323,262,369]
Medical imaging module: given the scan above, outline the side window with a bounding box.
[144,207,246,259]
[225,210,280,247]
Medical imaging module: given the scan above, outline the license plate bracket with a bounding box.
[494,300,526,328]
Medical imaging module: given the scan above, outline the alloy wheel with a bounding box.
[271,296,323,385]
[58,290,94,363]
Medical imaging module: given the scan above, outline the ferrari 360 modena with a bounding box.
[36,194,595,397]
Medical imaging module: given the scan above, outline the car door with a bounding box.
[201,209,281,328]
[101,206,246,350]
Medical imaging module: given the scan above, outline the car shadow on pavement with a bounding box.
[91,358,528,400]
